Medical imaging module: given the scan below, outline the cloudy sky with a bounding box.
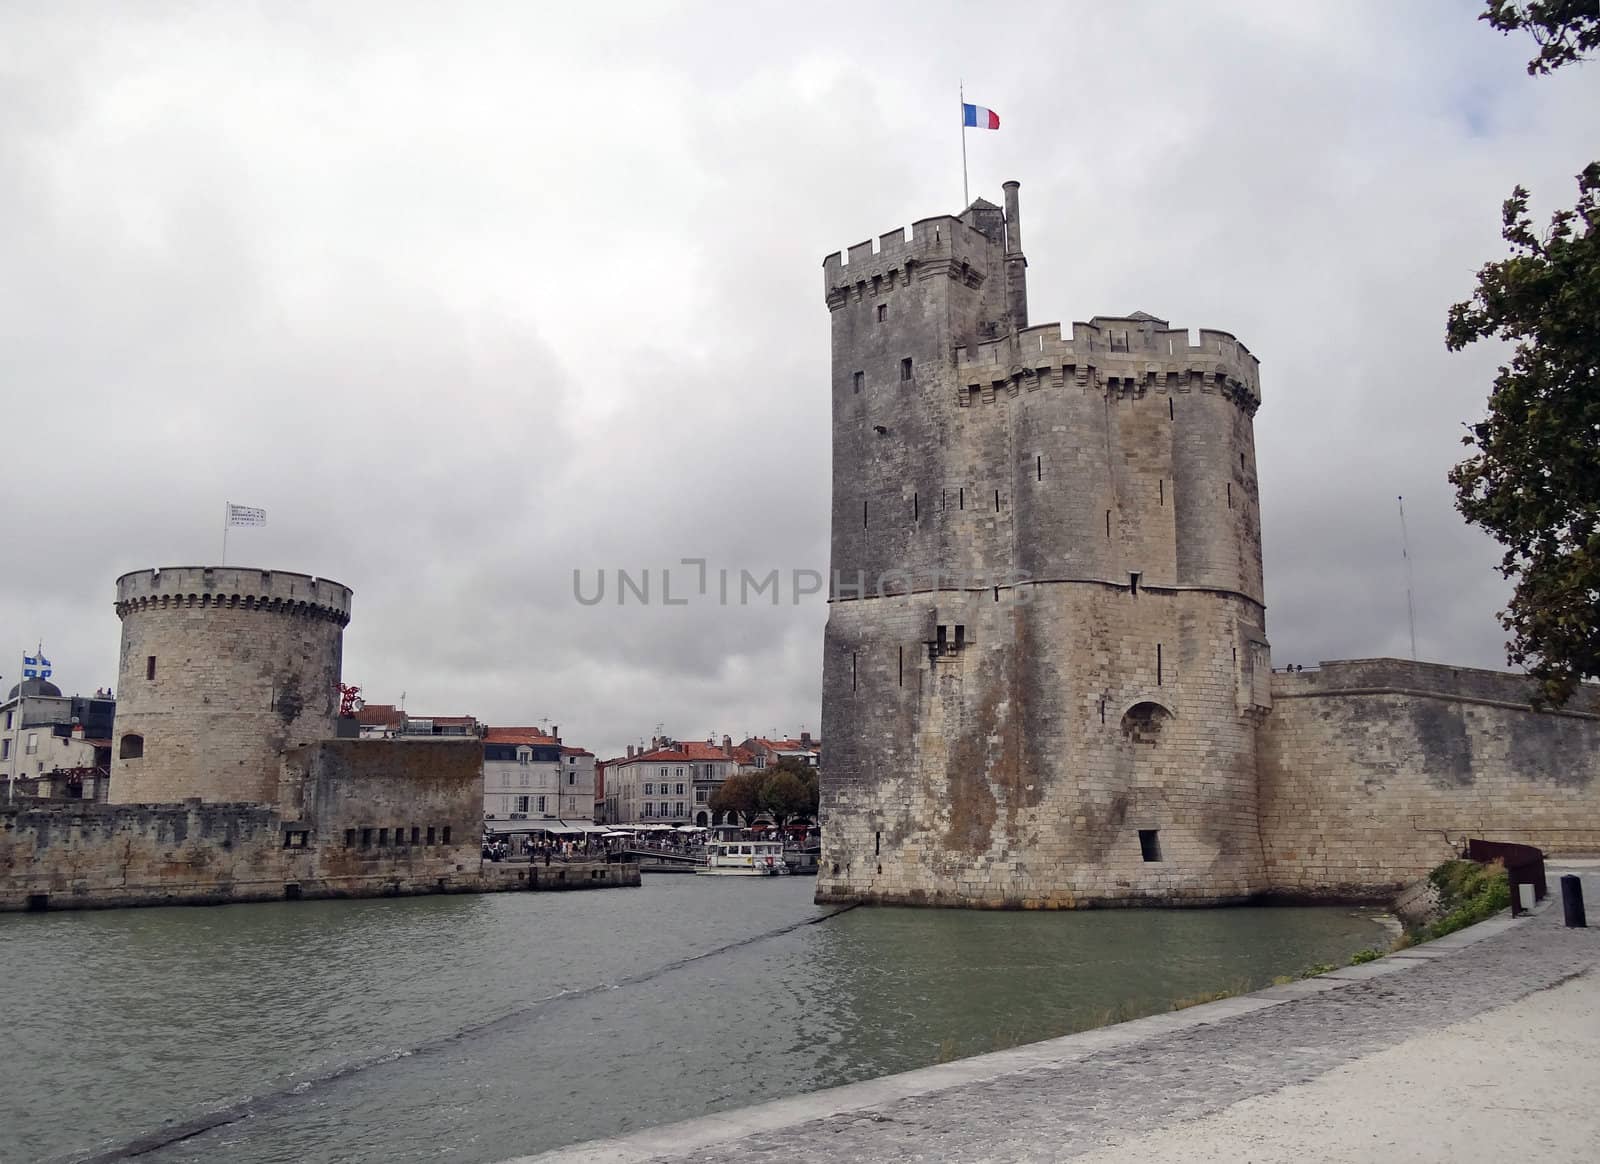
[3,1,1596,760]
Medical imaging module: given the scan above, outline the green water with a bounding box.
[1,876,1387,1163]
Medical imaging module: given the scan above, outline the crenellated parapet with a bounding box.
[823,215,997,309]
[952,316,1261,414]
[115,567,352,626]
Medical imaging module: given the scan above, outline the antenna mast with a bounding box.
[1397,496,1418,661]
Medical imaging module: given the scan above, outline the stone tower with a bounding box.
[817,183,1271,907]
[110,567,352,805]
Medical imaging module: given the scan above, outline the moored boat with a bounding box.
[696,839,790,876]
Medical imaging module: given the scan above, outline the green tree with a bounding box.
[1481,1,1600,74]
[755,769,810,833]
[709,772,758,824]
[1448,5,1600,706]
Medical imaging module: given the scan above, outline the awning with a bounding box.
[483,820,579,836]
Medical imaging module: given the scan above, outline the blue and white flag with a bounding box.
[22,653,51,680]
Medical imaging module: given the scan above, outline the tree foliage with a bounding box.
[709,759,819,829]
[1448,163,1600,707]
[1481,1,1600,74]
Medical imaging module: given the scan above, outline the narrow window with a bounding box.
[863,499,868,527]
[119,734,144,760]
[1106,510,1112,537]
[875,831,881,856]
[1129,572,1140,595]
[1227,482,1234,509]
[954,625,965,649]
[1157,643,1164,686]
[941,489,947,511]
[994,489,1001,511]
[146,656,156,681]
[378,828,389,846]
[853,371,863,394]
[898,646,904,686]
[876,303,887,322]
[1139,829,1163,862]
[913,492,919,520]
[900,357,912,381]
[1158,478,1164,506]
[1168,398,1174,420]
[345,828,356,847]
[1099,699,1106,724]
[361,828,372,847]
[851,652,857,691]
[1241,452,1246,470]
[959,487,965,510]
[442,826,452,844]
[1036,455,1042,481]
[936,625,947,653]
[426,826,435,844]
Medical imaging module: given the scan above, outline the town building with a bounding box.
[482,726,595,822]
[2,679,115,800]
[739,732,820,771]
[604,735,745,826]
[353,703,481,739]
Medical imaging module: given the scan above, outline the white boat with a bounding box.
[696,839,790,876]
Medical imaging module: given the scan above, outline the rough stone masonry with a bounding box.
[816,183,1600,909]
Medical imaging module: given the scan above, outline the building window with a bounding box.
[283,830,309,849]
[24,733,37,756]
[853,371,863,394]
[537,796,547,813]
[675,767,683,778]
[675,782,685,795]
[876,304,887,322]
[344,828,356,846]
[502,772,511,788]
[515,795,530,813]
[900,357,912,381]
[644,782,654,795]
[568,772,575,785]
[520,772,529,787]
[675,802,685,817]
[518,748,530,765]
[442,826,453,844]
[146,656,156,680]
[696,788,708,803]
[3,711,10,729]
[378,828,389,846]
[1139,829,1163,862]
[411,827,420,844]
[659,767,668,779]
[426,826,436,844]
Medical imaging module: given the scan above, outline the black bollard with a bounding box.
[1561,874,1587,928]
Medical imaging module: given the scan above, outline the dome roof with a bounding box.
[6,677,62,701]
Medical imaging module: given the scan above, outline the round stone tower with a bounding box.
[109,566,352,805]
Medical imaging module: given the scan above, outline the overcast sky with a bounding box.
[4,1,1597,760]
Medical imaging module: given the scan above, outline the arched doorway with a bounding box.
[695,811,708,827]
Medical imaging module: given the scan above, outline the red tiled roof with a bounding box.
[428,715,478,727]
[560,745,593,757]
[356,704,403,727]
[621,742,738,765]
[485,726,558,745]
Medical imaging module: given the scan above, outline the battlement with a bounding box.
[952,316,1261,412]
[114,566,353,625]
[823,215,998,305]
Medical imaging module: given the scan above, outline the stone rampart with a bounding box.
[0,738,638,910]
[1258,659,1600,899]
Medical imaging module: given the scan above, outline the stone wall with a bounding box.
[0,738,638,910]
[1258,659,1600,899]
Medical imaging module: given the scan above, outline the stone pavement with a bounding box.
[513,867,1600,1164]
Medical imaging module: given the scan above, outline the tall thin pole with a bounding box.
[1398,495,1418,661]
[960,81,969,208]
[221,501,230,566]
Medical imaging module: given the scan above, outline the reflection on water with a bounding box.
[2,877,1386,1163]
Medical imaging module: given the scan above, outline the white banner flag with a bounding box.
[227,503,267,527]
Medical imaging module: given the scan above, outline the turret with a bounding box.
[1002,180,1028,332]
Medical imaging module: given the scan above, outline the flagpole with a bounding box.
[222,501,229,567]
[960,81,969,208]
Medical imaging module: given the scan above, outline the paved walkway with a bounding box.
[514,867,1600,1164]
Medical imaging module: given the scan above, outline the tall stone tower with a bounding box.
[817,183,1271,907]
[110,567,352,805]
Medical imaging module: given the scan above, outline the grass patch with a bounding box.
[1419,859,1511,942]
[1299,962,1337,978]
[1170,979,1253,1011]
[1349,948,1383,965]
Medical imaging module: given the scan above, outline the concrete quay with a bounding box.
[514,864,1600,1164]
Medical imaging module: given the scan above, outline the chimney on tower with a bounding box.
[1002,180,1028,333]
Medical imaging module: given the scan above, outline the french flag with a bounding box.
[962,102,1000,130]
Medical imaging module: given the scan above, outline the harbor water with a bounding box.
[3,876,1389,1163]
